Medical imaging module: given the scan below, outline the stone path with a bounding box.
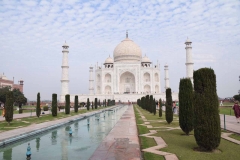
[90,105,141,160]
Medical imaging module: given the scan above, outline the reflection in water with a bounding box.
[51,131,57,145]
[36,137,40,151]
[69,136,72,145]
[3,148,12,160]
[74,122,78,132]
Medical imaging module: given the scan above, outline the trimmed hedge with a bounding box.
[159,99,162,117]
[74,95,78,113]
[95,98,98,109]
[65,94,70,114]
[87,98,90,110]
[179,78,194,135]
[193,68,221,151]
[52,93,57,116]
[165,88,173,124]
[36,92,41,118]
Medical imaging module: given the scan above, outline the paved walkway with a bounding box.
[90,105,141,160]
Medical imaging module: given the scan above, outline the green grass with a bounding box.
[143,152,164,160]
[222,102,234,106]
[219,107,234,115]
[229,133,240,141]
[0,106,108,132]
[134,105,240,160]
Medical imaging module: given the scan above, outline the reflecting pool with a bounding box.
[0,105,127,160]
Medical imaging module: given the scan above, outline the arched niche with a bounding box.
[155,85,159,93]
[144,72,150,82]
[105,85,111,94]
[120,71,135,93]
[97,74,101,82]
[97,86,101,94]
[105,73,111,83]
[155,73,159,82]
[144,85,151,93]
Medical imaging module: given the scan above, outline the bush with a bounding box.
[5,91,14,125]
[36,92,41,118]
[43,106,48,111]
[193,68,221,151]
[159,99,162,117]
[179,78,194,135]
[52,94,57,116]
[19,108,23,114]
[74,95,78,113]
[65,94,70,114]
[165,88,173,124]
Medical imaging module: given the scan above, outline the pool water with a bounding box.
[0,105,127,160]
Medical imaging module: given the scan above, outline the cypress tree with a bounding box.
[5,91,14,125]
[193,68,221,151]
[95,98,98,109]
[153,98,156,115]
[36,92,41,118]
[87,98,90,110]
[105,99,107,107]
[179,78,194,135]
[145,95,150,111]
[99,100,101,107]
[140,97,143,108]
[52,93,57,116]
[65,94,70,114]
[74,95,78,113]
[92,101,94,109]
[159,99,162,117]
[149,95,153,113]
[165,88,173,124]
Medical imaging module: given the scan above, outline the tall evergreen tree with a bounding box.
[193,68,221,151]
[179,78,194,135]
[165,88,173,124]
[65,94,70,114]
[87,98,90,110]
[95,98,98,109]
[140,97,144,108]
[105,99,107,107]
[153,98,156,115]
[36,92,41,118]
[5,91,14,125]
[52,93,57,116]
[159,99,162,117]
[92,101,94,109]
[74,95,78,113]
[149,95,153,113]
[99,99,101,107]
[145,95,150,111]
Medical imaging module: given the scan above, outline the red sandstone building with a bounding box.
[0,73,24,92]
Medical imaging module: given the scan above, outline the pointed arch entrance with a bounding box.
[120,71,135,93]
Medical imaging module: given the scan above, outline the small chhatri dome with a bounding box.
[185,37,192,43]
[62,41,69,47]
[113,32,142,62]
[104,56,114,64]
[142,55,151,63]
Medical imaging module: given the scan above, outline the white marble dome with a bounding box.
[142,55,151,63]
[113,37,142,62]
[104,56,114,64]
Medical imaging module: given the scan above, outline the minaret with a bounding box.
[60,41,69,103]
[164,64,170,90]
[185,37,194,83]
[89,66,94,94]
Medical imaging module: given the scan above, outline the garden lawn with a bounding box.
[134,105,240,160]
[219,107,234,116]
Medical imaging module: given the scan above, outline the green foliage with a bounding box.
[159,99,162,117]
[95,98,98,109]
[149,95,153,113]
[36,92,41,118]
[233,94,240,101]
[52,93,57,116]
[145,95,150,111]
[153,98,156,115]
[193,68,221,151]
[87,98,90,110]
[19,108,23,114]
[12,89,27,108]
[5,91,14,124]
[99,99,101,106]
[91,101,94,109]
[0,86,11,104]
[43,106,48,111]
[65,94,70,114]
[165,88,173,124]
[179,78,194,135]
[74,95,78,113]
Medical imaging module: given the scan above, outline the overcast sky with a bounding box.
[0,0,240,101]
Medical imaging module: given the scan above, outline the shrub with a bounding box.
[65,94,70,114]
[36,93,41,118]
[179,78,194,135]
[5,91,14,125]
[43,106,48,111]
[19,108,23,114]
[52,94,57,116]
[159,99,162,117]
[74,95,78,113]
[193,68,221,151]
[165,88,173,124]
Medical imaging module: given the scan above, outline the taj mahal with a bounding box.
[59,32,193,103]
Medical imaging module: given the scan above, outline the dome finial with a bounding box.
[126,30,128,38]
